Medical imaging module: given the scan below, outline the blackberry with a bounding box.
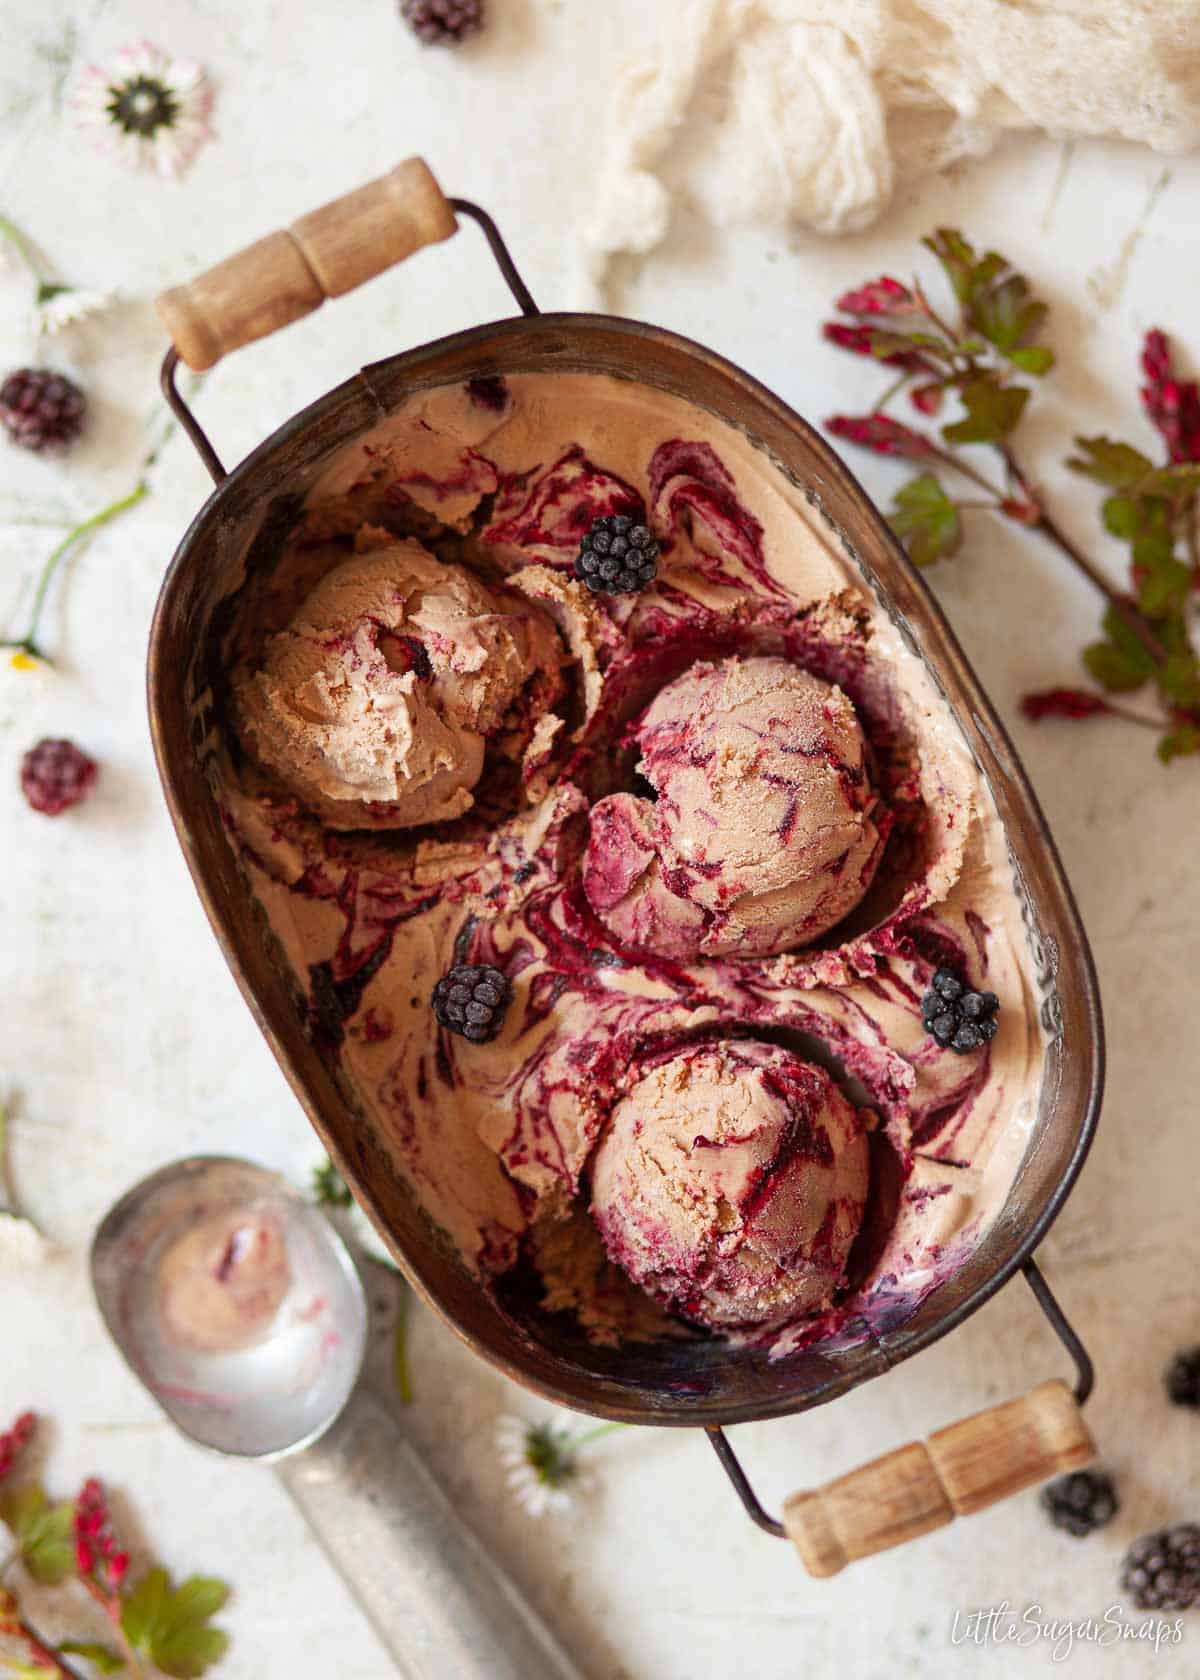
[574,514,660,596]
[20,738,98,816]
[920,967,999,1055]
[400,0,483,43]
[1,368,86,452]
[1121,1524,1200,1611]
[432,962,510,1042]
[1039,1469,1118,1537]
[1166,1346,1200,1408]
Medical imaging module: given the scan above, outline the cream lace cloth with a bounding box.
[584,0,1200,296]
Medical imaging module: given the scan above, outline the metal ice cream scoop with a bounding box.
[91,1156,584,1680]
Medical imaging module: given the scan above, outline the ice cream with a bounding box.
[214,370,1047,1353]
[582,656,885,958]
[233,539,564,829]
[157,1207,290,1355]
[590,1043,870,1329]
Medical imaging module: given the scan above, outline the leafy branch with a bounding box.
[822,231,1200,764]
[0,1415,229,1678]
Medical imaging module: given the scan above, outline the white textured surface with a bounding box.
[2,3,1199,1677]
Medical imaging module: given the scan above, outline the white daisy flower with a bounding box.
[72,40,214,179]
[0,1211,51,1272]
[34,283,118,336]
[496,1414,627,1517]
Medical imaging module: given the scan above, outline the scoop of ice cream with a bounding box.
[582,656,884,957]
[234,540,562,829]
[157,1208,290,1354]
[589,1043,869,1330]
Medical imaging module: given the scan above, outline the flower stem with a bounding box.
[80,1577,146,1680]
[0,1100,17,1219]
[926,445,1006,502]
[872,368,915,414]
[1105,704,1162,730]
[0,213,47,287]
[393,1284,412,1406]
[570,1422,625,1450]
[1,481,148,664]
[998,443,1170,665]
[0,1581,87,1680]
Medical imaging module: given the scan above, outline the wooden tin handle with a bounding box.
[155,158,458,372]
[783,1379,1094,1578]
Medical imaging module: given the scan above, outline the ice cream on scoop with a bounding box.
[589,1042,869,1330]
[157,1207,291,1355]
[582,655,885,958]
[234,540,562,829]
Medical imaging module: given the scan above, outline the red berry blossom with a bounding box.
[825,413,935,459]
[73,1478,130,1596]
[1020,689,1114,723]
[909,382,943,416]
[835,276,915,316]
[1140,329,1200,464]
[1000,493,1042,526]
[19,738,98,815]
[821,322,923,369]
[0,1412,35,1482]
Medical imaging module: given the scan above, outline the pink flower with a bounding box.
[822,322,923,369]
[73,41,213,179]
[1020,689,1113,722]
[909,382,943,417]
[825,414,935,459]
[835,276,915,316]
[1140,329,1200,464]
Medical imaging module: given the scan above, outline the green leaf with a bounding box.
[1137,556,1191,615]
[0,1485,76,1585]
[1131,530,1176,570]
[120,1568,171,1649]
[1067,436,1156,489]
[1104,605,1160,673]
[167,1578,229,1624]
[942,378,1029,445]
[972,274,1046,351]
[1082,642,1149,693]
[866,328,957,364]
[1158,724,1200,763]
[58,1641,126,1674]
[311,1158,352,1209]
[1006,345,1055,376]
[889,473,962,567]
[1160,650,1200,708]
[1141,461,1200,495]
[121,1570,231,1679]
[921,228,978,304]
[1101,496,1141,538]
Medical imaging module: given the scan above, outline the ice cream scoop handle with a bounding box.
[156,159,457,371]
[782,1378,1094,1577]
[275,1384,586,1680]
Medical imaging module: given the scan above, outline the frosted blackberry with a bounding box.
[432,962,510,1042]
[1039,1469,1118,1537]
[921,968,999,1055]
[575,515,660,596]
[1,368,86,452]
[20,738,98,815]
[1166,1346,1200,1408]
[400,0,483,43]
[1121,1524,1200,1611]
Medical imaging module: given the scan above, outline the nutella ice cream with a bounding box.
[591,1043,869,1330]
[217,370,1045,1350]
[583,655,886,958]
[233,540,564,829]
